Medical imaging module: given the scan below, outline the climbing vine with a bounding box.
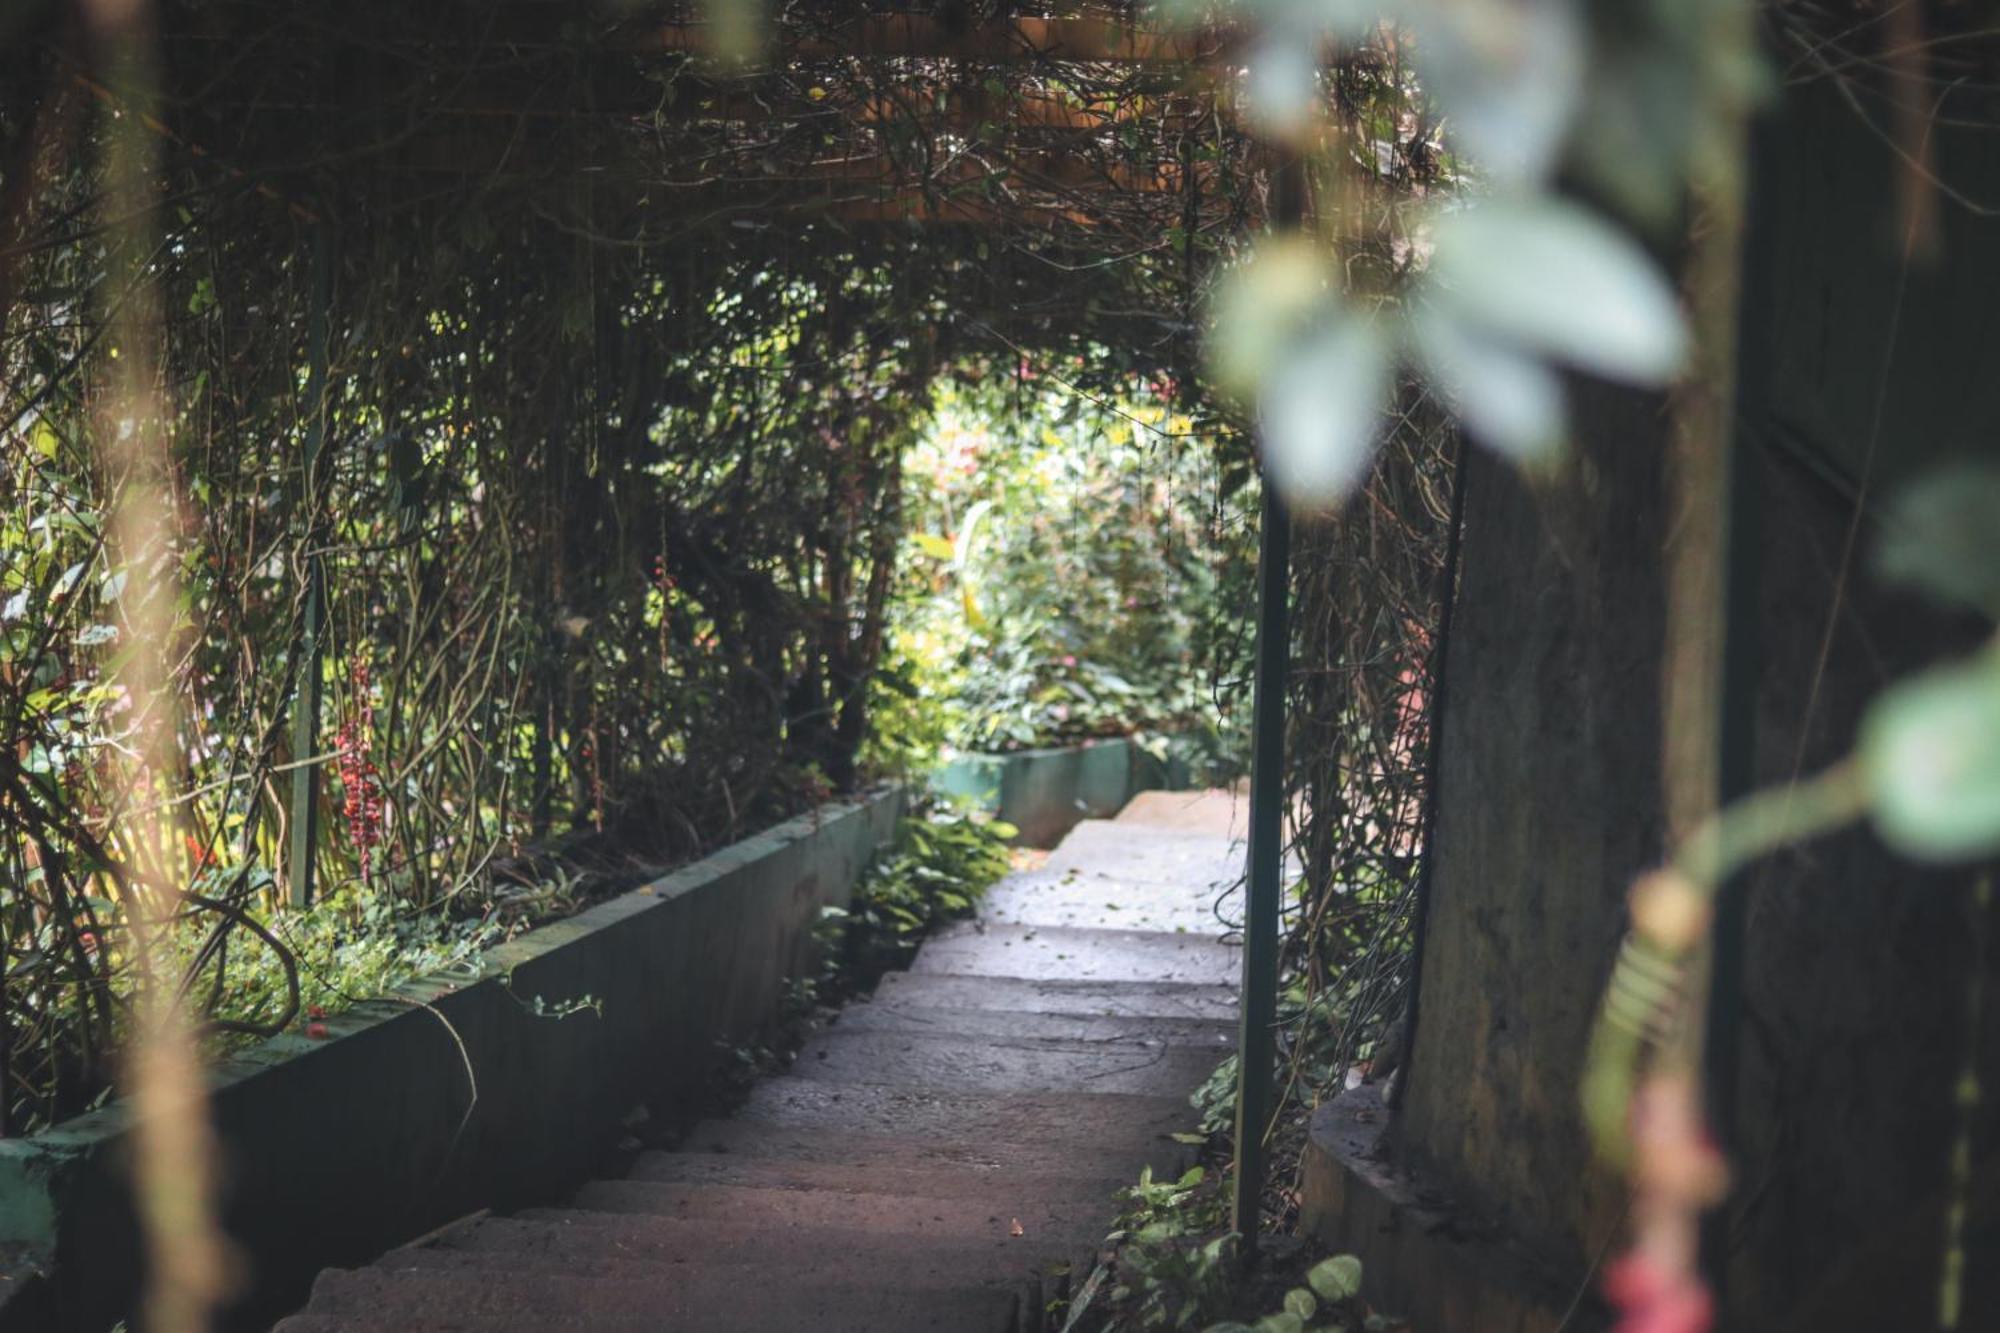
[0,0,1256,1136]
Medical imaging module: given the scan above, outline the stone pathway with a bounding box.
[276,791,1245,1331]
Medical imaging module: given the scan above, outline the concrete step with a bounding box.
[677,1118,1178,1183]
[1042,819,1244,888]
[625,1149,1128,1201]
[553,1179,1110,1249]
[395,1214,1088,1292]
[285,1265,1019,1331]
[869,969,1238,1022]
[791,1024,1223,1097]
[1114,789,1249,837]
[978,865,1235,934]
[912,921,1241,986]
[732,1075,1197,1155]
[834,999,1236,1049]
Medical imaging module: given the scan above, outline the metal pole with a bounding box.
[1229,143,1304,1256]
[1230,479,1291,1246]
[287,220,333,908]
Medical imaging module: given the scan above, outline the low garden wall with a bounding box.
[0,786,904,1332]
[930,733,1200,847]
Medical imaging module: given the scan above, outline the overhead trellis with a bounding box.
[0,0,1272,1134]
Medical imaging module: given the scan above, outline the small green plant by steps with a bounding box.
[718,803,1015,1096]
[1075,1162,1405,1333]
[1203,1255,1399,1333]
[832,804,1014,982]
[787,803,1015,1009]
[1094,1164,1233,1330]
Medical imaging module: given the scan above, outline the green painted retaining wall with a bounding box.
[931,734,1201,847]
[0,787,904,1332]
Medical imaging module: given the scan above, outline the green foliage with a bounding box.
[3,0,1259,1138]
[833,805,1015,981]
[1199,1255,1388,1333]
[1085,1160,1397,1333]
[1856,463,2000,862]
[1190,1054,1240,1138]
[127,878,510,1064]
[1862,652,2000,862]
[888,380,1258,757]
[1099,1165,1235,1331]
[1196,0,1754,508]
[1306,1256,1363,1304]
[1876,463,2000,618]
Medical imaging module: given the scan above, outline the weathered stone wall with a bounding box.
[1387,72,2000,1331]
[1390,415,2000,1331]
[1392,380,1672,1273]
[1712,448,1997,1330]
[0,788,904,1332]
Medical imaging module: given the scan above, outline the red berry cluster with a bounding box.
[336,651,384,881]
[650,554,676,593]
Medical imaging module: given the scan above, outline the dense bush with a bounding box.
[887,379,1259,760]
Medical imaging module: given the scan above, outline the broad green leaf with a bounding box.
[1283,1287,1318,1319]
[1245,34,1320,140]
[1875,463,2000,618]
[1253,1315,1304,1333]
[1307,1254,1364,1302]
[1428,198,1687,384]
[1861,656,2000,861]
[1409,305,1564,460]
[1257,314,1392,509]
[1209,236,1330,400]
[911,532,956,561]
[1405,0,1583,187]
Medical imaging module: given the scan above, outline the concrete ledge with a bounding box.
[0,787,904,1332]
[1297,1086,1589,1333]
[931,734,1198,847]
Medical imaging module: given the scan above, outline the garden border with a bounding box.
[929,733,1200,847]
[0,786,905,1331]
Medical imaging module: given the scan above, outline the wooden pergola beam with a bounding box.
[655,151,1207,193]
[642,15,1229,65]
[823,194,1098,227]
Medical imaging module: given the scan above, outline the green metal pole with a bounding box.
[1230,147,1303,1257]
[1230,480,1291,1248]
[287,221,333,909]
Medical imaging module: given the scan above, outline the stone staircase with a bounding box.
[274,790,1246,1331]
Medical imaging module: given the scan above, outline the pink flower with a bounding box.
[1061,655,1077,668]
[306,1022,330,1040]
[1605,1256,1712,1333]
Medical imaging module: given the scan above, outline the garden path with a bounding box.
[274,790,1246,1332]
